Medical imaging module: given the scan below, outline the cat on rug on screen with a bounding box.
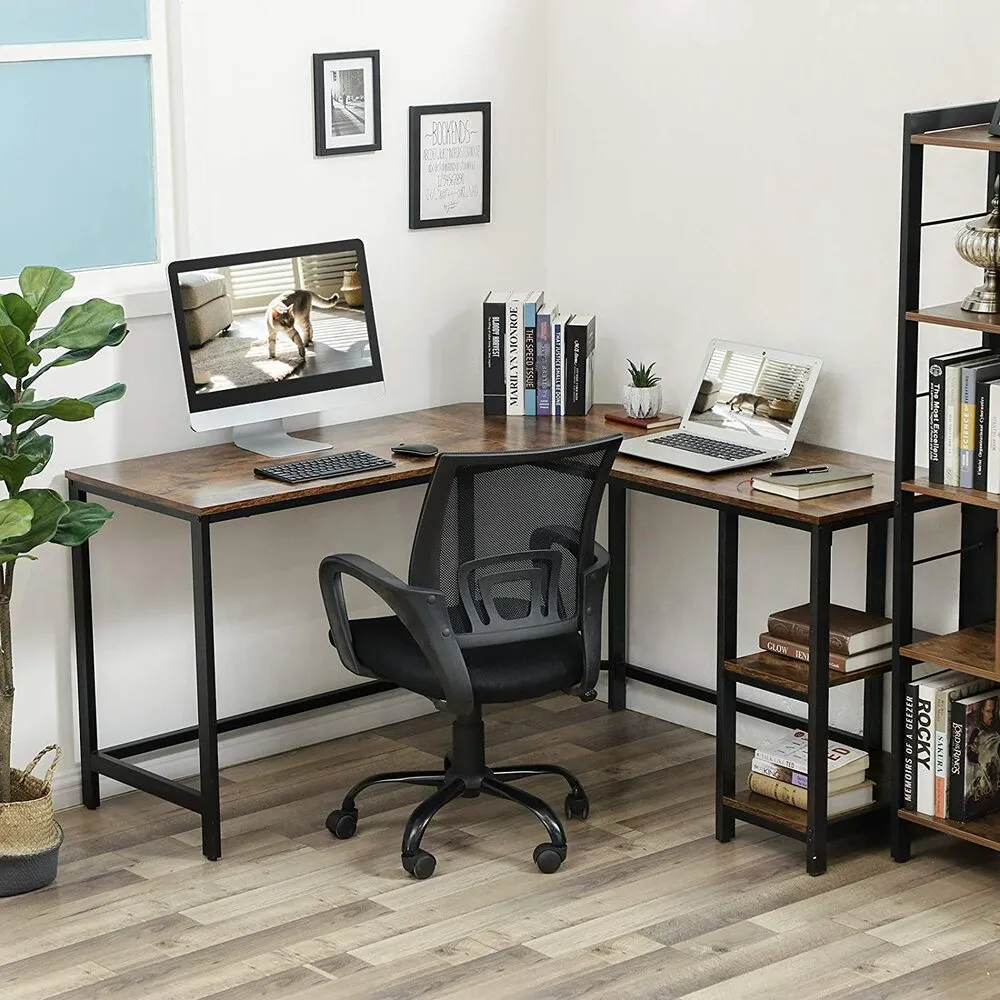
[265,289,341,359]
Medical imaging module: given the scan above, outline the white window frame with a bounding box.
[0,1,176,322]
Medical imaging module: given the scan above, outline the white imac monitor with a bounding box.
[167,239,384,457]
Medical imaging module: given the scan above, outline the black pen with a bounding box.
[768,465,829,478]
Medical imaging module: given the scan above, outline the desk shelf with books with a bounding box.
[893,103,1000,862]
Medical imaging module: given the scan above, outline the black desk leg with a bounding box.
[863,516,888,754]
[715,510,738,843]
[70,483,100,810]
[607,482,628,712]
[807,525,833,876]
[192,519,221,861]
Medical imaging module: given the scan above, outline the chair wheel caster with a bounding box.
[533,843,567,874]
[402,849,436,879]
[564,792,590,820]
[326,808,358,840]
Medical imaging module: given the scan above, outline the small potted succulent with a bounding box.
[623,359,662,419]
[0,266,128,894]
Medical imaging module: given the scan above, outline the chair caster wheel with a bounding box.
[402,849,436,879]
[533,843,567,874]
[326,808,358,840]
[564,792,590,820]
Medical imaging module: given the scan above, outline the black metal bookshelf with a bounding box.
[892,102,1000,860]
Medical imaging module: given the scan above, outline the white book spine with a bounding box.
[914,679,938,815]
[506,294,524,415]
[989,382,1000,493]
[944,365,962,486]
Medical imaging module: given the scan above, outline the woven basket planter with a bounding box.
[0,746,62,896]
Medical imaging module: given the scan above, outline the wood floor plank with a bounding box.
[2,696,996,1000]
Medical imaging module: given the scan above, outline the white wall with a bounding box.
[546,0,997,746]
[13,0,548,803]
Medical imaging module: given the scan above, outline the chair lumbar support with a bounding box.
[324,706,589,878]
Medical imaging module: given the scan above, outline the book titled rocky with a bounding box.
[758,632,890,672]
[949,688,1000,821]
[766,604,891,655]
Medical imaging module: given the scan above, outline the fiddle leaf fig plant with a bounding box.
[0,266,128,802]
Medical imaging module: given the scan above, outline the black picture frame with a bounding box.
[408,102,491,229]
[312,50,381,156]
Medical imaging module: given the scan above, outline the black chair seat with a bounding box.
[349,615,584,703]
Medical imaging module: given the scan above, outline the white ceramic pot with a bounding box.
[623,384,662,419]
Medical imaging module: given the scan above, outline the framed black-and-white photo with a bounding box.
[409,102,491,229]
[312,50,381,156]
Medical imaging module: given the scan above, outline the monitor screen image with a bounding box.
[688,346,817,443]
[168,240,382,413]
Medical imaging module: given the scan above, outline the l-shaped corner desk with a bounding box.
[66,403,895,874]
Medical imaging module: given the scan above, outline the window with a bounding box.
[0,0,172,296]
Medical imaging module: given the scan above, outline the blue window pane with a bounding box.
[0,57,157,278]
[0,1,147,44]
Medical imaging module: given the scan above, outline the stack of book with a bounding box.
[758,603,893,674]
[749,731,873,816]
[483,291,595,417]
[928,347,1000,491]
[902,668,1000,821]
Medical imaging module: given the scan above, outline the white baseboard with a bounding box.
[52,689,436,811]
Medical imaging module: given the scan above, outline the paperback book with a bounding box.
[754,731,869,775]
[927,348,991,484]
[949,688,1000,821]
[522,291,544,416]
[747,773,874,816]
[750,756,865,792]
[536,303,556,417]
[482,290,509,416]
[758,632,890,672]
[505,292,526,415]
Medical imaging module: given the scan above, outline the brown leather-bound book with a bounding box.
[604,410,680,430]
[766,604,892,655]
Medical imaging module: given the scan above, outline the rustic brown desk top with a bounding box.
[66,403,894,524]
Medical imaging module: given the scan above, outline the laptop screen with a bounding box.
[686,345,819,446]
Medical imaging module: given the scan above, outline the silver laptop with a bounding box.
[619,341,823,474]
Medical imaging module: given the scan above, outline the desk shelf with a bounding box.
[902,478,1000,511]
[898,808,1000,852]
[725,651,891,700]
[899,623,998,681]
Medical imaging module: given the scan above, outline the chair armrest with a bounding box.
[318,553,474,716]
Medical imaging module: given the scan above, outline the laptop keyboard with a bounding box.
[648,432,766,461]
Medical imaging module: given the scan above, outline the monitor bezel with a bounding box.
[167,238,383,414]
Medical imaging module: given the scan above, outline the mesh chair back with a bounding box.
[409,436,621,646]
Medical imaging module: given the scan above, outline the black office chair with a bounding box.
[318,435,622,878]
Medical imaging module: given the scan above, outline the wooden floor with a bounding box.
[3,698,1000,1000]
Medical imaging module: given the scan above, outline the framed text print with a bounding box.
[408,102,491,229]
[312,50,381,156]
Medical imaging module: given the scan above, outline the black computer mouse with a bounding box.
[391,443,438,457]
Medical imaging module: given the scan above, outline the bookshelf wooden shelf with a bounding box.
[893,101,1000,866]
[725,651,892,699]
[905,302,1000,335]
[898,809,1000,852]
[911,125,1000,153]
[902,478,1000,511]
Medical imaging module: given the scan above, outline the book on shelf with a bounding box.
[750,756,866,792]
[973,376,1000,491]
[505,292,527,416]
[949,688,1000,821]
[932,673,995,817]
[747,773,874,816]
[757,632,890,672]
[754,731,869,776]
[902,666,945,812]
[482,290,509,416]
[552,311,566,416]
[536,303,556,417]
[767,604,891,655]
[564,314,595,416]
[750,465,874,501]
[522,292,544,416]
[943,350,994,485]
[989,382,1000,494]
[604,410,681,431]
[960,357,1000,488]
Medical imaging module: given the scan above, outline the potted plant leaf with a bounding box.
[623,359,662,419]
[0,266,127,895]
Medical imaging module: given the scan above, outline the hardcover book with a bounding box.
[750,756,865,792]
[989,382,1000,493]
[505,292,527,415]
[747,772,874,816]
[973,376,1000,491]
[536,304,556,417]
[757,632,890,672]
[754,731,869,775]
[552,312,565,416]
[604,411,681,431]
[482,290,509,416]
[949,688,1000,821]
[945,351,993,485]
[960,357,1000,487]
[902,667,946,812]
[522,291,544,416]
[750,466,873,501]
[914,670,966,815]
[564,314,596,416]
[933,674,994,817]
[766,604,891,655]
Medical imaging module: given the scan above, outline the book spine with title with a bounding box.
[482,291,508,416]
[536,305,555,417]
[989,381,1000,493]
[506,293,525,415]
[522,292,543,416]
[973,376,997,491]
[552,312,565,416]
[564,314,596,416]
[758,632,887,672]
[961,360,1000,487]
[902,679,919,811]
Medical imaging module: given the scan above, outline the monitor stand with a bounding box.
[232,419,334,458]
